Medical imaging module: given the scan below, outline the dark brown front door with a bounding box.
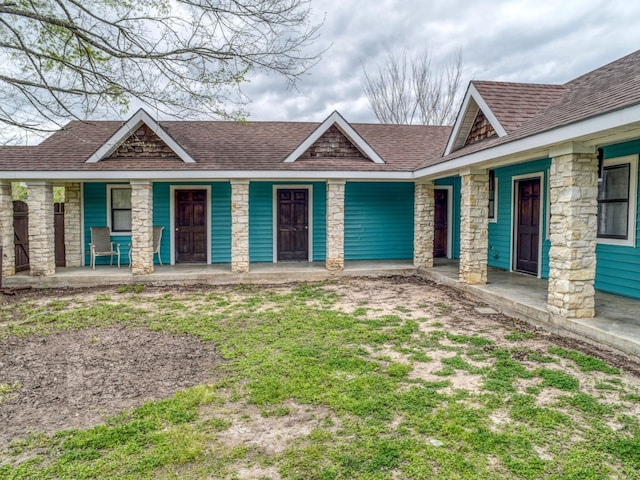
[277,189,308,261]
[13,201,29,272]
[175,190,207,263]
[434,189,448,257]
[515,178,540,275]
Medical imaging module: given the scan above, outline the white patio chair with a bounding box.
[127,226,164,266]
[89,227,120,269]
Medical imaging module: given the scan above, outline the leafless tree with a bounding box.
[0,0,322,135]
[362,47,463,125]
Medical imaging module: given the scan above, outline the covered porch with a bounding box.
[422,259,640,362]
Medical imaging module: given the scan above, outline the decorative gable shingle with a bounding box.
[300,125,366,159]
[464,110,497,146]
[106,124,179,160]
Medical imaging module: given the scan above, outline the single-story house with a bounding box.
[1,48,640,322]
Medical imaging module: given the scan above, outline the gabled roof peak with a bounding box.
[283,110,385,164]
[85,108,195,164]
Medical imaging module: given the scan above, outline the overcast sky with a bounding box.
[241,0,640,124]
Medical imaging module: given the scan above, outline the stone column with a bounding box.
[326,180,346,271]
[231,180,249,273]
[414,180,435,269]
[63,182,82,267]
[459,169,489,285]
[27,181,55,276]
[548,144,598,318]
[0,181,15,277]
[130,180,154,275]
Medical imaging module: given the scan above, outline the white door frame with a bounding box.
[511,172,544,278]
[272,184,313,263]
[169,185,212,265]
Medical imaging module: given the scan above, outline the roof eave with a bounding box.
[417,103,640,179]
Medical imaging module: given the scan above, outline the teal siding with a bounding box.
[435,177,461,259]
[152,183,171,265]
[344,182,414,260]
[487,159,551,277]
[84,182,231,266]
[211,183,232,263]
[595,140,640,299]
[312,185,327,261]
[249,182,326,262]
[83,182,131,265]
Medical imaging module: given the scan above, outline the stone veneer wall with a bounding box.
[0,181,14,277]
[326,180,345,271]
[231,181,249,273]
[130,181,154,275]
[414,181,435,269]
[459,170,489,284]
[27,182,55,276]
[548,151,598,318]
[64,183,82,267]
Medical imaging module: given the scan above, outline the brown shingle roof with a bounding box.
[0,121,451,173]
[428,49,640,167]
[472,81,566,133]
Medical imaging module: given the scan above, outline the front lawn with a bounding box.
[1,277,639,479]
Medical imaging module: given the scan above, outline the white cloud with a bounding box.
[243,0,640,122]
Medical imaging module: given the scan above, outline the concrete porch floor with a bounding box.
[2,260,418,289]
[422,258,640,362]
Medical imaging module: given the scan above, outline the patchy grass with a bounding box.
[1,279,639,479]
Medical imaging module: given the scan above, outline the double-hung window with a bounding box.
[597,155,637,246]
[108,185,132,233]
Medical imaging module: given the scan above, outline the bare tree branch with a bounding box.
[0,0,323,137]
[362,47,463,126]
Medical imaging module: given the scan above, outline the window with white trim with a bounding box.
[597,155,637,246]
[488,170,497,222]
[108,185,132,233]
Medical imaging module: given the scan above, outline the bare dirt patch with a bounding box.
[0,325,219,449]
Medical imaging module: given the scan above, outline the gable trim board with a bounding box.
[169,185,212,265]
[271,184,314,263]
[85,109,196,164]
[283,111,385,164]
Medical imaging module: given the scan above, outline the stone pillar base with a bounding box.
[414,181,435,269]
[231,181,250,273]
[547,148,598,318]
[326,180,346,271]
[27,182,56,276]
[459,170,489,285]
[131,181,154,275]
